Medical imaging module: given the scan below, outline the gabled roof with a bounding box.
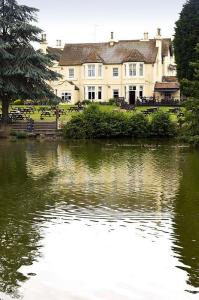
[59,39,173,66]
[83,50,104,63]
[123,49,145,63]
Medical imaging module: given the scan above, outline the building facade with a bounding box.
[41,30,180,104]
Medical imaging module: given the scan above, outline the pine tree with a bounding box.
[0,0,62,123]
[174,0,199,82]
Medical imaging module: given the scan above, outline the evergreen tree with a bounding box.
[174,0,199,82]
[0,0,62,123]
[181,44,199,97]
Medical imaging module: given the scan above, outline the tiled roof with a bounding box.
[59,39,172,66]
[83,50,104,63]
[47,47,63,61]
[155,82,180,90]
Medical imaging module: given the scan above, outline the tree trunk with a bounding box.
[1,98,10,125]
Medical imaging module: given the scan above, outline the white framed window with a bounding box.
[113,67,119,77]
[113,89,119,98]
[129,63,137,76]
[98,86,102,100]
[139,86,144,98]
[98,65,102,77]
[68,68,74,79]
[61,92,72,103]
[88,65,95,77]
[129,85,136,91]
[139,64,144,77]
[88,86,95,100]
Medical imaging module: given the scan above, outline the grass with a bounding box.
[1,104,182,123]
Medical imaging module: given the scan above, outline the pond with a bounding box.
[0,139,199,300]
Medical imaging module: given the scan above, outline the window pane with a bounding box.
[129,64,133,76]
[69,68,74,78]
[88,86,95,100]
[61,92,71,103]
[133,64,136,76]
[88,65,95,77]
[139,64,144,76]
[113,68,119,77]
[98,65,102,77]
[113,89,119,98]
[98,87,102,99]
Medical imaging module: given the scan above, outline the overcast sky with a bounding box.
[18,0,185,46]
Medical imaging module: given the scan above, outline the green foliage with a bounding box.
[150,111,177,137]
[81,100,91,105]
[174,0,199,82]
[0,0,62,122]
[63,105,177,139]
[126,113,150,137]
[13,99,23,105]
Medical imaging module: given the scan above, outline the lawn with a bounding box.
[3,104,182,123]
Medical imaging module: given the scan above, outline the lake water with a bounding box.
[0,139,199,300]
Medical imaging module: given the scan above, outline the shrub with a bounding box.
[150,111,177,137]
[81,100,91,105]
[13,99,23,105]
[126,113,150,137]
[63,105,177,139]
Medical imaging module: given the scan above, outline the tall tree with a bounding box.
[0,0,62,124]
[174,0,199,82]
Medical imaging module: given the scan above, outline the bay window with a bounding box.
[88,65,95,77]
[88,86,95,100]
[139,64,144,76]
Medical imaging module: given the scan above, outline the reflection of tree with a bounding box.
[0,142,58,298]
[172,150,199,291]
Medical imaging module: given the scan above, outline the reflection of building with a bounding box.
[40,29,180,104]
[54,143,181,210]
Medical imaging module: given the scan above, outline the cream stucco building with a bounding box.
[40,30,180,105]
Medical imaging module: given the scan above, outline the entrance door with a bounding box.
[129,91,136,105]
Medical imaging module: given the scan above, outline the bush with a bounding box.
[150,111,177,137]
[13,99,23,105]
[81,100,91,105]
[126,113,150,137]
[63,105,177,139]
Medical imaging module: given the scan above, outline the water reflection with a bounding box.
[173,149,199,294]
[0,140,198,299]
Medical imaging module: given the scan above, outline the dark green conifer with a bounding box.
[0,0,62,123]
[174,0,199,82]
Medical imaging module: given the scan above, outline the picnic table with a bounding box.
[41,111,52,117]
[68,106,84,112]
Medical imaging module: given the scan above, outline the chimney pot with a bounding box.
[157,28,161,36]
[56,39,62,47]
[41,33,47,42]
[111,32,114,40]
[144,32,149,40]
